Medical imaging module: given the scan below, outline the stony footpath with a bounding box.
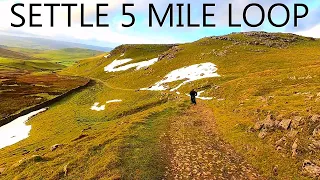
[162,103,263,180]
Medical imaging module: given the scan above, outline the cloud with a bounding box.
[0,0,319,47]
[296,24,320,38]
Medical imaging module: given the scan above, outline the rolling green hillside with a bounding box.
[1,32,320,179]
[0,35,112,51]
[33,48,105,66]
[0,47,105,71]
[0,47,36,60]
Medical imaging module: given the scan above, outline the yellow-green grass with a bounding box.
[0,79,176,179]
[0,57,65,71]
[33,48,105,66]
[63,33,320,178]
[1,33,320,179]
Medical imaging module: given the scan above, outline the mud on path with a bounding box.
[162,103,264,180]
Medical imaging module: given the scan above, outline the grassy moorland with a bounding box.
[0,32,320,179]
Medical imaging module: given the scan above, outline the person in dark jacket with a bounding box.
[190,89,198,104]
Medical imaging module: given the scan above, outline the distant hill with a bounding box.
[0,35,112,52]
[0,46,36,60]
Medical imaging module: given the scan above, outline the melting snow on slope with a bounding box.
[91,103,105,111]
[141,63,220,91]
[91,100,122,111]
[186,91,213,100]
[0,108,47,149]
[106,99,122,104]
[104,58,159,72]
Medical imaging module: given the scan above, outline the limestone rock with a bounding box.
[254,121,264,130]
[258,130,267,139]
[51,144,63,151]
[264,116,276,130]
[254,114,276,131]
[311,115,320,123]
[273,166,278,176]
[287,130,298,138]
[302,160,320,178]
[291,116,304,129]
[278,119,292,130]
[292,139,298,157]
[64,164,69,176]
[313,125,320,137]
[276,137,286,146]
[311,140,320,149]
[0,167,5,174]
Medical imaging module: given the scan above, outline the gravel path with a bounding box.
[162,103,264,180]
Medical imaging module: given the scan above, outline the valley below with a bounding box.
[0,32,320,179]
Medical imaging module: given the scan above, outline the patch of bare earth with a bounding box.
[162,103,264,180]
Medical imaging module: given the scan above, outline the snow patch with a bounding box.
[91,100,123,111]
[104,58,133,72]
[120,53,125,57]
[0,108,47,149]
[141,63,220,91]
[106,99,122,104]
[104,54,111,58]
[104,58,159,72]
[90,103,105,111]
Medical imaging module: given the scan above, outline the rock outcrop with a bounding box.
[302,160,320,178]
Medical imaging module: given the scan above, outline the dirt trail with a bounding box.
[163,103,264,180]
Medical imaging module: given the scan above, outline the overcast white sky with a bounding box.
[0,0,319,48]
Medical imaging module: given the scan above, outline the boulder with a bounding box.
[264,118,276,130]
[291,116,304,129]
[254,115,276,131]
[302,160,320,178]
[317,92,320,97]
[278,119,292,130]
[51,144,63,151]
[254,121,264,130]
